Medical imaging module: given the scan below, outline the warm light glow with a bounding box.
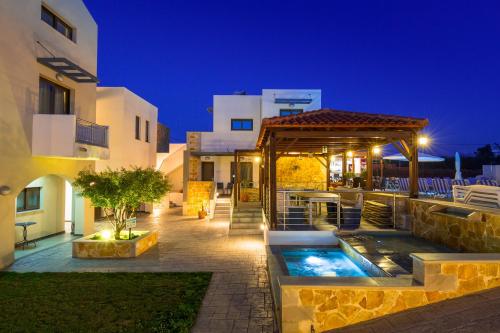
[330,155,335,161]
[152,207,161,219]
[101,230,112,240]
[346,151,353,157]
[260,223,265,231]
[372,146,381,155]
[418,136,429,146]
[254,156,261,163]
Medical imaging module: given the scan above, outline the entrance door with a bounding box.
[230,162,253,187]
[201,162,215,181]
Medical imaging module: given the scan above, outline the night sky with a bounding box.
[83,0,500,156]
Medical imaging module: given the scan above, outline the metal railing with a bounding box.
[76,118,109,148]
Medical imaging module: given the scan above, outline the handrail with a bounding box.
[76,118,109,148]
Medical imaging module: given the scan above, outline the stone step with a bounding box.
[229,228,263,236]
[231,222,261,229]
[233,211,261,217]
[232,217,262,223]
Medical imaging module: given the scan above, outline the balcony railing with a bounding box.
[76,118,109,148]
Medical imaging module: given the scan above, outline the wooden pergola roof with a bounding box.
[256,109,428,154]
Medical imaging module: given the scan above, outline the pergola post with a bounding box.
[264,145,269,217]
[366,147,373,190]
[409,133,419,198]
[342,151,347,185]
[259,154,263,202]
[234,151,240,207]
[269,132,277,229]
[325,154,331,190]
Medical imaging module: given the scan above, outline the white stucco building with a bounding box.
[0,0,105,268]
[184,89,321,197]
[96,87,158,171]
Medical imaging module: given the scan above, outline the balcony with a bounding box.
[32,114,110,160]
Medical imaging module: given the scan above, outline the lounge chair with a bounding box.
[418,178,430,194]
[452,179,470,186]
[453,184,500,208]
[399,177,409,192]
[432,178,451,198]
[476,179,498,187]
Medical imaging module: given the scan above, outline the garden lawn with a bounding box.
[0,272,212,333]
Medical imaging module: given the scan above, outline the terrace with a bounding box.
[228,108,500,332]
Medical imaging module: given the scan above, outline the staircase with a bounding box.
[211,197,231,222]
[229,202,263,236]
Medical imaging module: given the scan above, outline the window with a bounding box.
[231,119,253,131]
[39,77,70,114]
[41,6,74,41]
[135,116,141,140]
[16,187,41,212]
[145,120,150,143]
[280,109,303,116]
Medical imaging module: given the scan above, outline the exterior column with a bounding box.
[409,133,419,198]
[325,154,331,190]
[234,151,239,208]
[269,132,277,229]
[342,151,347,185]
[366,147,373,190]
[264,145,269,218]
[259,154,263,202]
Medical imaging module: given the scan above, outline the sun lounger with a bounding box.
[453,184,500,209]
[432,178,451,197]
[476,179,498,187]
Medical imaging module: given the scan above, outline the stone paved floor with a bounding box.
[7,208,275,333]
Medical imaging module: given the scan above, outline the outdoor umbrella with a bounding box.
[382,152,445,162]
[455,152,463,180]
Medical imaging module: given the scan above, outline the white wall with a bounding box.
[157,143,186,192]
[15,175,66,242]
[96,87,158,170]
[201,95,261,152]
[0,0,98,268]
[261,89,322,119]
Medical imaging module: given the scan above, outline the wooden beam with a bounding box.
[234,151,239,208]
[269,132,278,229]
[391,140,411,160]
[366,147,373,190]
[409,133,419,198]
[325,154,331,190]
[314,155,327,168]
[342,151,347,185]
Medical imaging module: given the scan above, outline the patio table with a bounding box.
[295,192,341,227]
[15,221,37,249]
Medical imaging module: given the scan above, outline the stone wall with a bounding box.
[186,132,202,181]
[281,255,500,332]
[410,200,500,252]
[240,187,259,202]
[183,181,213,216]
[277,157,326,190]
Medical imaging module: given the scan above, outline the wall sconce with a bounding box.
[0,186,11,195]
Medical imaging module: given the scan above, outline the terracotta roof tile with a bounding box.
[261,108,428,128]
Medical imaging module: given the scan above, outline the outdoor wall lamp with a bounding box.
[372,146,381,155]
[0,186,11,195]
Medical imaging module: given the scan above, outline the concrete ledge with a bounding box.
[72,230,158,258]
[411,253,500,263]
[265,230,338,246]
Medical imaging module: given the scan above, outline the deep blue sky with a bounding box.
[83,0,499,156]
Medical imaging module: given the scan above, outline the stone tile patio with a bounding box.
[8,208,275,333]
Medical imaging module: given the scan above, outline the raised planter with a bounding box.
[72,230,158,258]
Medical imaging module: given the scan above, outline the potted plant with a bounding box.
[198,201,208,219]
[240,192,250,202]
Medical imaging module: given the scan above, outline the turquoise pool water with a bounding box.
[282,248,368,277]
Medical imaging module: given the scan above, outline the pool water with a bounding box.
[282,248,368,277]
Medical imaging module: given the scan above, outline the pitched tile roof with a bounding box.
[261,108,428,128]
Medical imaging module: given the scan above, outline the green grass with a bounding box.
[0,272,212,333]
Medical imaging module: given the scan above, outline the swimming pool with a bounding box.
[281,248,369,277]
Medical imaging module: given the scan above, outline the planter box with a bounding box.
[72,230,158,258]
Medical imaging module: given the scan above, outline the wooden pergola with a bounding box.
[254,108,429,229]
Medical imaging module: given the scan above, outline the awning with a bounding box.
[37,57,98,83]
[383,152,445,162]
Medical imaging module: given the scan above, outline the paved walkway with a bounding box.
[8,208,275,333]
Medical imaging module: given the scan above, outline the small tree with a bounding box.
[73,167,171,240]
